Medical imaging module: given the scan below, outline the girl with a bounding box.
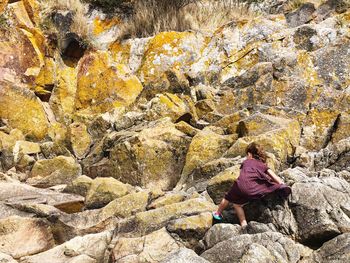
[212,142,291,226]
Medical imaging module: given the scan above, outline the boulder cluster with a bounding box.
[0,0,350,262]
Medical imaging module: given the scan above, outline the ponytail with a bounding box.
[246,142,267,163]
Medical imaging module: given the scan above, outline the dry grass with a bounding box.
[118,0,258,39]
[40,0,91,41]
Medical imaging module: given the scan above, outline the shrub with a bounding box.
[118,0,257,39]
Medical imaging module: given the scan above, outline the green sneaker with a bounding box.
[212,211,223,221]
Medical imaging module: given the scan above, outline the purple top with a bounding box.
[224,158,291,204]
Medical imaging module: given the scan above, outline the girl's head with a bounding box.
[246,142,267,163]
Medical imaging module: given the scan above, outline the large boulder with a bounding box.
[177,127,236,189]
[300,233,350,263]
[134,198,216,235]
[0,84,49,141]
[206,165,240,204]
[111,228,181,263]
[28,156,81,187]
[21,231,111,263]
[85,177,134,209]
[75,51,143,115]
[68,122,92,159]
[201,231,311,263]
[0,180,84,213]
[97,118,191,190]
[101,191,149,218]
[0,216,54,259]
[225,113,300,162]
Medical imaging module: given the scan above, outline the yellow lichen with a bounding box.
[93,16,120,36]
[76,51,143,115]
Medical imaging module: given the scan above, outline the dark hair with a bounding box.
[246,142,267,163]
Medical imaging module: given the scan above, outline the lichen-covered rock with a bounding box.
[68,122,92,159]
[166,212,212,240]
[0,84,49,140]
[285,3,316,27]
[134,198,216,235]
[138,31,203,88]
[63,175,93,197]
[49,64,77,123]
[85,177,133,209]
[101,191,149,218]
[76,51,143,115]
[225,113,300,162]
[21,231,111,263]
[147,192,187,210]
[206,165,240,204]
[178,127,236,188]
[145,93,191,122]
[28,156,81,187]
[101,118,191,190]
[111,228,181,263]
[0,216,54,259]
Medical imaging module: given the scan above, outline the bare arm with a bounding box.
[267,169,284,184]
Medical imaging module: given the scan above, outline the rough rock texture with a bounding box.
[111,228,181,263]
[0,216,54,259]
[161,248,210,263]
[1,0,350,262]
[85,177,133,209]
[28,156,82,187]
[21,231,111,263]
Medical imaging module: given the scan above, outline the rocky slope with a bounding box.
[0,0,350,262]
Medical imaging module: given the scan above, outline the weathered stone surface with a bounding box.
[285,3,316,27]
[112,228,181,263]
[28,156,81,187]
[0,252,18,263]
[161,248,210,263]
[0,216,54,259]
[0,84,49,140]
[175,121,199,137]
[206,165,240,204]
[101,118,191,190]
[289,175,350,246]
[69,122,92,159]
[40,142,71,159]
[101,191,149,218]
[63,175,92,197]
[21,231,111,263]
[177,127,235,189]
[145,93,191,122]
[300,233,350,263]
[85,177,133,209]
[76,51,143,115]
[225,113,300,162]
[167,212,212,241]
[201,231,311,263]
[147,192,187,210]
[134,198,216,235]
[0,180,84,213]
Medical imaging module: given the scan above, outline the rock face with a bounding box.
[0,216,54,259]
[1,0,350,262]
[28,156,81,187]
[111,228,180,263]
[100,118,191,190]
[0,84,49,141]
